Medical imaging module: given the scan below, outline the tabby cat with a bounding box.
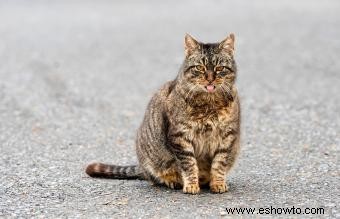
[86,33,240,194]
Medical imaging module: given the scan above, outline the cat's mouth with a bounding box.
[205,85,216,93]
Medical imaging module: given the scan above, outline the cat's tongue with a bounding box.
[206,85,215,92]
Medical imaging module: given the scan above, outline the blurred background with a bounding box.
[0,0,339,218]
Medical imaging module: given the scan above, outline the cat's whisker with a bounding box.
[185,84,198,100]
[220,84,234,101]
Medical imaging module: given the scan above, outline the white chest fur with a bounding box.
[190,118,222,159]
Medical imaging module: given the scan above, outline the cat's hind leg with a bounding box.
[158,168,182,190]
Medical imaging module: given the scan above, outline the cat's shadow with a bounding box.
[154,180,254,195]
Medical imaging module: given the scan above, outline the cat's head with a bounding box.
[178,34,237,100]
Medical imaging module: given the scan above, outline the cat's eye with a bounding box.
[215,66,225,72]
[195,65,205,72]
[218,72,227,76]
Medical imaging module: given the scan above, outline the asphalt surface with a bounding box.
[0,0,339,218]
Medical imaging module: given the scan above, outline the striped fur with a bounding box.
[86,33,240,194]
[86,163,141,179]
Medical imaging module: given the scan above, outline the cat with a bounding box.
[86,33,240,194]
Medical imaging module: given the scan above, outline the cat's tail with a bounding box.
[85,162,143,179]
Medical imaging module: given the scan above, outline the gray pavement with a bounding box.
[0,0,339,218]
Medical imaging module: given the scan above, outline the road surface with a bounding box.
[0,0,339,218]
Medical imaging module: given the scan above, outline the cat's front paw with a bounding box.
[183,183,200,194]
[210,181,228,193]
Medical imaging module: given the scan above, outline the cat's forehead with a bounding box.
[189,43,233,65]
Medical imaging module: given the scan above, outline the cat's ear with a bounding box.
[184,34,200,57]
[219,33,235,54]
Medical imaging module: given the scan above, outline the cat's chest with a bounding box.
[188,111,232,158]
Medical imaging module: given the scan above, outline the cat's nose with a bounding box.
[205,70,215,83]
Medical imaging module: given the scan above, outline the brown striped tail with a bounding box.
[85,162,143,179]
